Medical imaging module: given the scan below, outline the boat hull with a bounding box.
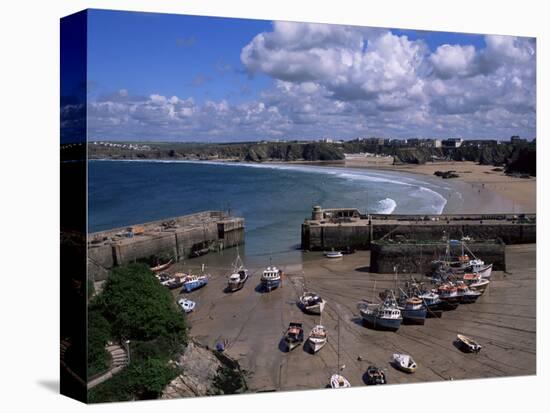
[227,280,246,292]
[182,279,208,292]
[307,338,327,353]
[361,314,402,331]
[261,279,281,292]
[300,300,326,315]
[401,307,427,325]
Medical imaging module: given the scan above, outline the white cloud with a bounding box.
[85,24,536,141]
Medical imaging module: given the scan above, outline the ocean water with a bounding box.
[88,160,457,265]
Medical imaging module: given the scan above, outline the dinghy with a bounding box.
[392,353,417,373]
[177,298,196,313]
[330,374,351,388]
[324,249,343,258]
[150,259,173,273]
[306,325,327,353]
[457,334,482,353]
[365,366,387,385]
[283,322,304,351]
[298,292,326,314]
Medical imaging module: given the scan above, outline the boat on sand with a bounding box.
[306,325,328,353]
[283,322,304,351]
[330,374,351,388]
[456,334,482,353]
[298,292,326,314]
[392,353,417,373]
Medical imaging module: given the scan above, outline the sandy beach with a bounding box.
[344,158,536,214]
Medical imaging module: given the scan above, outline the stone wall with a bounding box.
[88,213,245,281]
[369,240,506,273]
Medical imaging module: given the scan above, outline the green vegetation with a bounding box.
[89,139,535,176]
[87,263,187,402]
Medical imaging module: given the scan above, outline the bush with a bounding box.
[87,309,111,378]
[98,263,187,342]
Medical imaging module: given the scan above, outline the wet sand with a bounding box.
[170,244,536,392]
[344,159,536,214]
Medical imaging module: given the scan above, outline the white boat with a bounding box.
[261,266,282,292]
[298,292,326,314]
[456,334,482,353]
[227,250,249,292]
[177,298,196,313]
[330,374,351,389]
[307,325,328,353]
[392,353,417,373]
[468,277,490,293]
[324,249,343,258]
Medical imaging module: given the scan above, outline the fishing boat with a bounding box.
[392,353,417,373]
[398,291,427,325]
[181,274,209,293]
[456,282,482,303]
[436,282,460,305]
[417,290,444,318]
[330,374,351,389]
[177,298,196,313]
[365,366,387,385]
[261,266,282,292]
[226,251,249,292]
[150,259,173,273]
[298,292,326,314]
[324,249,343,258]
[306,325,328,353]
[358,292,403,331]
[431,239,492,278]
[456,334,482,353]
[468,277,490,293]
[283,322,304,351]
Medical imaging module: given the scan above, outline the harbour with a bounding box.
[160,243,535,391]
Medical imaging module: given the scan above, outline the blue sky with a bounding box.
[77,9,536,142]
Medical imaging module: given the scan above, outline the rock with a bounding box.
[162,341,246,399]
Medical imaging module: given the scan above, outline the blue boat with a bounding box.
[400,297,427,325]
[181,274,208,292]
[261,266,281,292]
[358,292,403,331]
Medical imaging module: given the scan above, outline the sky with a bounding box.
[73,9,536,142]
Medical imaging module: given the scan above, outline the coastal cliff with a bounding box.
[87,139,536,176]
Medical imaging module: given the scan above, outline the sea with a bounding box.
[88,160,461,266]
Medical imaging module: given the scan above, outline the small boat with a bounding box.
[226,251,249,292]
[469,277,490,293]
[416,290,444,318]
[437,283,460,305]
[358,292,403,331]
[261,266,282,292]
[399,296,427,325]
[283,322,304,351]
[298,292,326,314]
[330,374,351,389]
[392,353,417,373]
[365,366,387,385]
[456,282,482,304]
[157,272,186,290]
[324,249,343,258]
[306,325,328,353]
[177,298,196,313]
[181,274,209,293]
[466,260,493,279]
[150,259,173,273]
[456,334,482,353]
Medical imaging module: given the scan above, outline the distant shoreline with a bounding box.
[90,157,534,215]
